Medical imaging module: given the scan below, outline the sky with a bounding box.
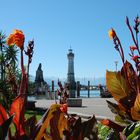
[0,0,140,79]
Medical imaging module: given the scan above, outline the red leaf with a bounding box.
[121,61,137,93]
[10,94,26,136]
[19,74,28,95]
[0,104,8,125]
[60,103,68,113]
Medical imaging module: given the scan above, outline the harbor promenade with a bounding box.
[35,97,116,120]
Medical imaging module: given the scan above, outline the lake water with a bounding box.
[80,90,100,97]
[28,90,100,100]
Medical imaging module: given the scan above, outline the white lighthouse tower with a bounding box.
[67,48,76,97]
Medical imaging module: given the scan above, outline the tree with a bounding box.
[4,45,18,71]
[0,31,19,108]
[0,31,6,81]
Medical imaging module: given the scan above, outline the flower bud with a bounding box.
[108,28,116,39]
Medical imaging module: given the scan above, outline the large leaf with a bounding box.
[119,94,136,111]
[31,108,50,139]
[131,94,140,120]
[25,115,36,137]
[121,61,137,93]
[0,103,8,125]
[106,100,131,122]
[81,115,98,139]
[10,94,26,137]
[50,108,68,140]
[106,70,129,102]
[0,115,13,140]
[31,104,68,140]
[63,115,98,140]
[106,100,120,114]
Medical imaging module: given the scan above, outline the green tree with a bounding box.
[0,31,19,108]
[4,45,18,71]
[0,31,6,81]
[0,31,8,108]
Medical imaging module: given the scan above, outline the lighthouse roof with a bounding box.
[69,48,72,53]
[68,48,74,57]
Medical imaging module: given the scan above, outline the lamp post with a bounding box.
[114,61,118,71]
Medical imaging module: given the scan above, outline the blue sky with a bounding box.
[1,0,140,79]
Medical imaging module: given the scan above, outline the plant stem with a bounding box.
[20,49,25,76]
[127,18,140,54]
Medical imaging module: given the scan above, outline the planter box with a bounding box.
[67,98,82,107]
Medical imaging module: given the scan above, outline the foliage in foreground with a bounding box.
[1,16,140,139]
[100,16,140,139]
[0,29,98,140]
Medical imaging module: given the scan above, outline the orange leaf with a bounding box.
[101,119,109,126]
[10,94,26,136]
[35,104,68,140]
[131,94,140,120]
[0,104,8,125]
[106,70,129,102]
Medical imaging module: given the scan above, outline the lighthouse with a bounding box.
[67,48,76,97]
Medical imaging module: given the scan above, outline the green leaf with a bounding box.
[98,123,110,140]
[123,122,140,137]
[126,125,140,140]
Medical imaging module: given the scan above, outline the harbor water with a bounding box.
[80,90,100,97]
[28,90,100,101]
